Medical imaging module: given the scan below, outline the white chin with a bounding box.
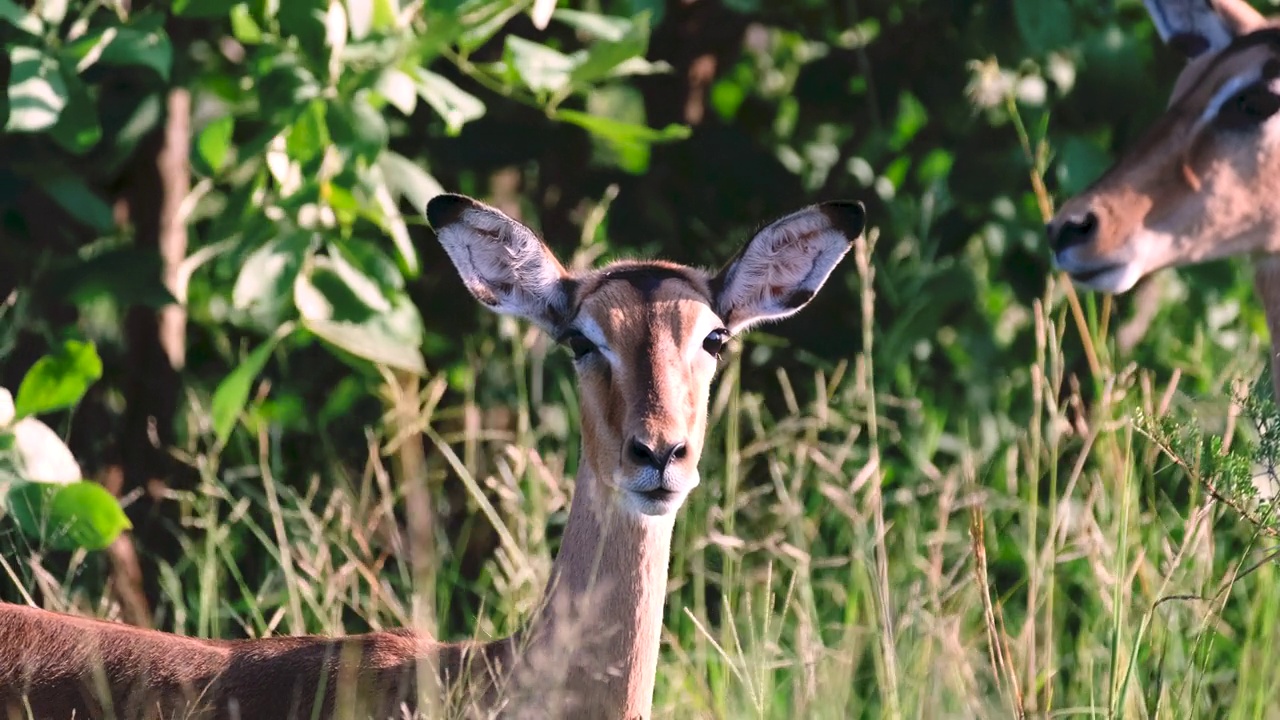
[625,489,687,516]
[1069,263,1143,294]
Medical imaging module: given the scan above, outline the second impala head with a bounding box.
[427,193,863,516]
[1046,1,1280,294]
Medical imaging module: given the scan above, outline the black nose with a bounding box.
[627,438,688,471]
[1049,211,1099,253]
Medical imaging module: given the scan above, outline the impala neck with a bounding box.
[510,461,673,718]
[1255,255,1280,403]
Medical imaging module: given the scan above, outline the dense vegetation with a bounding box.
[3,0,1279,717]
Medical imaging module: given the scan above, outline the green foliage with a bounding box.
[7,480,132,552]
[13,339,103,418]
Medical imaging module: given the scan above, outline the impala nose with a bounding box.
[627,437,688,472]
[1048,211,1099,253]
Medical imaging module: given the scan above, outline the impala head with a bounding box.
[427,194,862,517]
[1048,0,1280,293]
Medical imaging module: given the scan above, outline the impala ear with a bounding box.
[712,201,864,335]
[1144,0,1265,59]
[427,194,572,331]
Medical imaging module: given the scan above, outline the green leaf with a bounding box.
[210,330,287,445]
[326,92,388,161]
[296,267,425,374]
[37,175,114,232]
[47,66,101,154]
[8,481,132,552]
[345,0,372,40]
[378,150,444,216]
[457,0,525,54]
[412,69,485,134]
[324,242,392,312]
[1056,136,1113,196]
[37,0,67,27]
[0,1,42,35]
[232,232,313,330]
[552,8,632,40]
[503,36,576,94]
[14,341,103,419]
[6,46,67,133]
[230,3,264,43]
[64,23,173,81]
[43,246,177,309]
[556,109,690,168]
[375,67,417,115]
[197,116,235,174]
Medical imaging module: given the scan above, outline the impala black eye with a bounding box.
[561,331,598,360]
[702,328,730,358]
[1216,83,1280,130]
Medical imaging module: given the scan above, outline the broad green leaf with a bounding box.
[0,389,13,428]
[556,109,690,155]
[531,0,556,30]
[197,116,235,174]
[504,36,576,94]
[173,0,238,17]
[6,46,67,133]
[296,265,425,374]
[369,176,416,277]
[324,243,392,312]
[332,239,404,291]
[580,85,653,174]
[11,417,82,484]
[371,0,398,30]
[378,150,444,215]
[14,341,103,419]
[345,0,372,39]
[302,298,426,374]
[230,3,264,43]
[326,92,388,161]
[8,481,132,551]
[457,0,525,54]
[376,68,417,115]
[232,232,313,330]
[0,0,42,35]
[285,100,328,163]
[553,8,632,41]
[65,24,173,80]
[325,0,348,70]
[210,329,288,445]
[37,0,67,27]
[412,69,484,134]
[38,175,114,232]
[48,67,100,154]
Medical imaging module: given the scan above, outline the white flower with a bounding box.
[0,388,12,428]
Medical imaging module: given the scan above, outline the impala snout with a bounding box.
[621,431,700,515]
[1047,200,1148,294]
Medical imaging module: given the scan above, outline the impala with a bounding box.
[1046,0,1280,395]
[0,193,865,719]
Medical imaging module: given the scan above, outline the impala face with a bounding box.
[1047,1,1280,294]
[427,194,863,517]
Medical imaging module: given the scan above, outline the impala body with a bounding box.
[0,193,864,719]
[1047,0,1280,393]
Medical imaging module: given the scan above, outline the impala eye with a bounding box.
[702,328,730,358]
[1216,83,1280,130]
[561,330,598,360]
